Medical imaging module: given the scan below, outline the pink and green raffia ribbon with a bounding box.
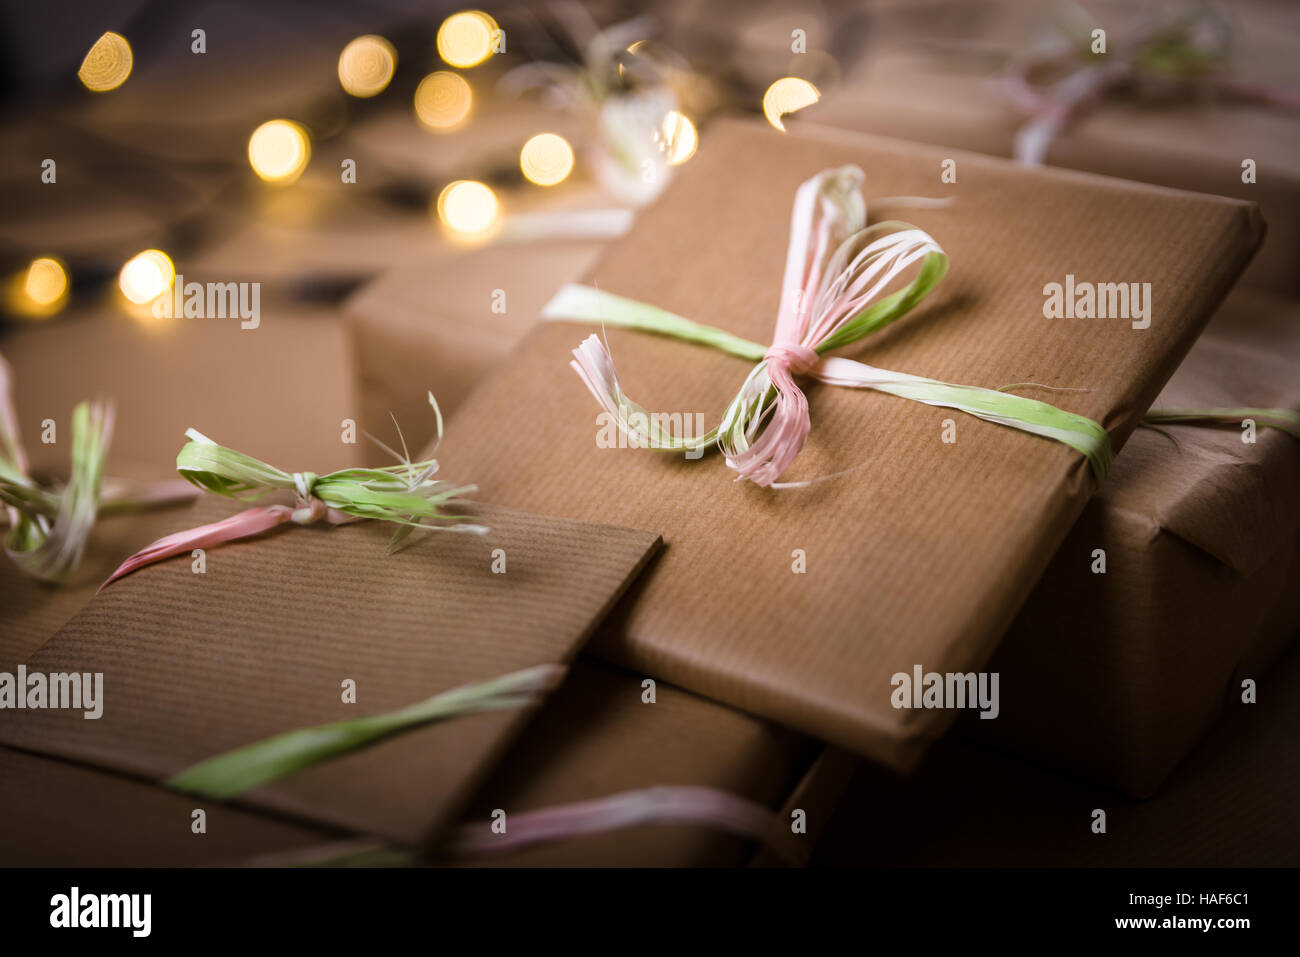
[168,664,567,800]
[0,354,196,583]
[543,165,1113,488]
[102,391,486,589]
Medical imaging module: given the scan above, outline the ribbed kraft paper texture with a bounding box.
[0,498,660,844]
[432,118,1264,767]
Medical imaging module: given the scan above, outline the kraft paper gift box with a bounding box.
[968,285,1300,797]
[0,497,660,846]
[812,0,1300,296]
[427,117,1263,770]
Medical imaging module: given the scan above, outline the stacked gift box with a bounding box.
[1,0,1298,867]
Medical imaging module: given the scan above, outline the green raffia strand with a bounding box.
[544,276,1116,480]
[543,285,767,363]
[0,400,112,582]
[168,665,564,800]
[1144,407,1300,439]
[176,393,484,538]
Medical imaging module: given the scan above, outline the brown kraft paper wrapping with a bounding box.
[970,285,1300,796]
[430,118,1264,768]
[0,498,660,845]
[346,237,606,449]
[0,745,338,867]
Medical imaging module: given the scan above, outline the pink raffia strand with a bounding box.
[99,498,355,591]
[450,785,809,866]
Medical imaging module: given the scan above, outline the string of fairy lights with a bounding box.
[5,9,823,323]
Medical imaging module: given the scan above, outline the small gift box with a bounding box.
[970,285,1300,796]
[0,497,660,845]
[428,117,1263,769]
[814,0,1300,296]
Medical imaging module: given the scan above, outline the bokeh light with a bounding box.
[436,180,500,240]
[25,258,69,307]
[436,11,498,69]
[659,111,698,165]
[119,249,175,305]
[414,71,473,131]
[248,120,311,184]
[763,77,821,131]
[338,35,397,97]
[7,257,69,318]
[520,133,575,186]
[78,31,133,92]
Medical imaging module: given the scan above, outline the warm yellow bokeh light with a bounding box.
[338,35,397,97]
[436,180,500,239]
[763,77,821,131]
[414,71,473,130]
[520,133,575,186]
[437,11,498,69]
[78,31,133,92]
[25,258,69,307]
[659,111,698,166]
[119,249,175,305]
[7,257,69,318]
[248,120,311,184]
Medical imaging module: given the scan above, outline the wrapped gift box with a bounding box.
[970,285,1300,796]
[427,118,1263,768]
[343,256,1300,800]
[814,0,1300,296]
[0,497,660,844]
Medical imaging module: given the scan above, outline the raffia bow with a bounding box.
[546,165,1113,488]
[102,393,485,588]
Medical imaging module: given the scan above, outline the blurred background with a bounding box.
[1,0,1296,471]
